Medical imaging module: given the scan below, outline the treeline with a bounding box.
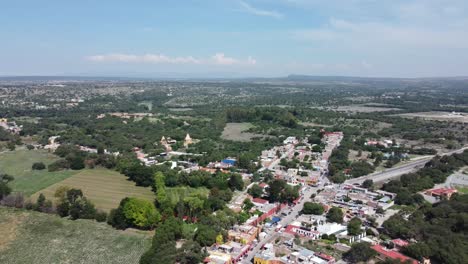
[383,150,468,205]
[382,194,468,264]
[0,185,107,223]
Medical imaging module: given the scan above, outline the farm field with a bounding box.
[396,111,468,123]
[221,122,263,142]
[0,207,151,264]
[0,149,78,196]
[32,169,155,212]
[166,186,209,204]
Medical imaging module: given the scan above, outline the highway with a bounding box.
[346,146,468,185]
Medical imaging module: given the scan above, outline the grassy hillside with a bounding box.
[32,168,155,212]
[0,149,78,196]
[0,207,151,264]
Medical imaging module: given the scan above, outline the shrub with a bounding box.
[32,162,46,170]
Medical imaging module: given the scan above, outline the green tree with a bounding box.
[343,242,376,263]
[326,207,344,223]
[194,224,217,246]
[228,174,244,191]
[248,184,263,198]
[302,202,324,215]
[0,174,14,200]
[362,179,374,189]
[347,217,362,236]
[32,162,46,170]
[122,197,161,229]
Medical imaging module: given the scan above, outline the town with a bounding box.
[1,77,468,264]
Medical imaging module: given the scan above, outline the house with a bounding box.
[283,136,298,145]
[425,188,458,200]
[207,242,251,263]
[371,244,418,264]
[252,198,269,206]
[392,239,409,250]
[228,225,260,245]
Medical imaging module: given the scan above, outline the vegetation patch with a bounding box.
[165,186,209,205]
[31,169,154,212]
[0,207,151,264]
[221,122,262,142]
[0,149,78,196]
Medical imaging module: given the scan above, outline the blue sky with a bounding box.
[1,0,468,77]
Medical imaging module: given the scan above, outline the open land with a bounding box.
[31,169,155,212]
[0,149,78,196]
[0,207,151,264]
[221,122,263,142]
[397,111,468,123]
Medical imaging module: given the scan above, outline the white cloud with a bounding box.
[86,53,257,66]
[86,53,201,64]
[239,1,283,19]
[212,53,238,65]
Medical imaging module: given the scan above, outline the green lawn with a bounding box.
[456,187,468,194]
[166,186,209,204]
[0,207,151,264]
[0,149,79,196]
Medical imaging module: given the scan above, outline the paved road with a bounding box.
[345,146,468,185]
[242,185,320,263]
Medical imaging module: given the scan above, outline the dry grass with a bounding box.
[221,122,263,142]
[0,211,26,251]
[396,111,468,123]
[31,169,155,212]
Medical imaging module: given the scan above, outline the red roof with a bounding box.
[426,188,457,196]
[252,198,269,204]
[372,245,418,264]
[315,252,335,262]
[392,239,409,248]
[259,183,268,188]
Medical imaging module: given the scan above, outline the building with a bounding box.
[228,225,260,245]
[184,133,194,147]
[207,242,251,264]
[425,188,458,200]
[371,244,418,264]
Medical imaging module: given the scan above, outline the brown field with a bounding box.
[396,111,468,123]
[31,169,154,212]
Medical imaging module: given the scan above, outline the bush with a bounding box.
[95,211,108,222]
[48,159,70,172]
[32,162,46,170]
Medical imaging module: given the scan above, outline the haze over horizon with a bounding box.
[1,0,468,78]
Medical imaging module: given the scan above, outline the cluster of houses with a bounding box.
[364,139,396,148]
[0,118,22,134]
[260,132,343,188]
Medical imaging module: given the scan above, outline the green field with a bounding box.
[0,149,79,196]
[166,186,209,204]
[32,169,155,212]
[456,187,468,194]
[0,207,151,264]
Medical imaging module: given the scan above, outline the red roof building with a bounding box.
[392,238,410,249]
[372,245,418,264]
[252,198,269,205]
[425,188,458,200]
